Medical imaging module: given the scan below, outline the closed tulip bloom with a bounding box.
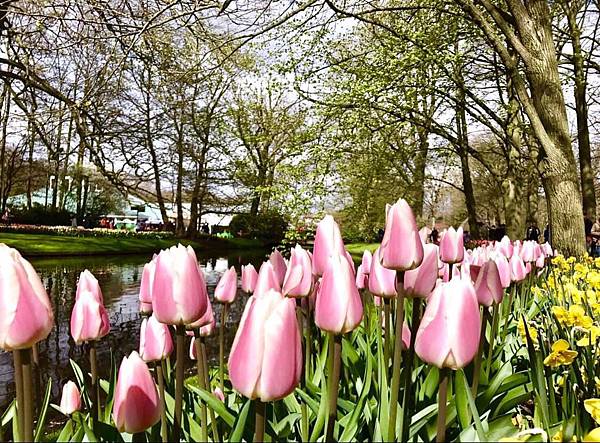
[404,244,439,298]
[152,244,207,325]
[282,245,313,297]
[312,215,346,277]
[368,248,397,298]
[356,264,368,290]
[187,296,214,330]
[414,276,481,369]
[510,254,527,282]
[60,381,81,415]
[401,321,411,350]
[490,252,511,288]
[541,242,553,257]
[139,315,173,362]
[496,236,514,259]
[139,259,156,314]
[253,261,281,296]
[112,351,161,434]
[241,264,258,293]
[229,289,302,401]
[380,199,423,271]
[269,250,287,286]
[315,253,363,334]
[419,226,430,244]
[0,245,54,351]
[519,241,536,263]
[76,269,104,302]
[512,240,522,259]
[474,259,503,306]
[188,320,216,360]
[213,387,225,402]
[439,226,464,264]
[70,290,110,344]
[215,267,238,304]
[361,250,372,275]
[535,250,545,268]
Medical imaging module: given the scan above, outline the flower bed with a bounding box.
[0,223,175,240]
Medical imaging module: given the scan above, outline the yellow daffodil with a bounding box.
[577,325,600,347]
[569,305,593,328]
[543,340,578,368]
[584,427,600,442]
[585,399,600,424]
[518,319,538,345]
[552,306,569,326]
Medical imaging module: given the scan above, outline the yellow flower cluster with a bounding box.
[543,340,578,368]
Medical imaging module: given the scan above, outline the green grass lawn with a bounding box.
[346,242,380,259]
[0,232,265,257]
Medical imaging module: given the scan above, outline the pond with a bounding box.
[0,248,270,411]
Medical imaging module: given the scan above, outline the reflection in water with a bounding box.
[0,249,268,409]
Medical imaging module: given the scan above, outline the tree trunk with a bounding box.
[175,128,185,237]
[59,115,73,211]
[52,105,65,210]
[186,168,202,238]
[0,83,9,213]
[566,4,596,219]
[413,127,428,220]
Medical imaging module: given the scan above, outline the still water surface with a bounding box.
[0,249,269,410]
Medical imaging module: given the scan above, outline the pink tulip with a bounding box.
[229,290,302,401]
[213,387,225,402]
[441,262,461,282]
[541,242,553,257]
[419,227,430,244]
[152,245,208,325]
[368,248,397,298]
[361,250,373,274]
[415,276,481,369]
[112,351,161,433]
[139,258,156,314]
[269,250,287,286]
[490,252,511,288]
[404,244,439,298]
[0,245,54,351]
[535,251,545,268]
[70,290,110,344]
[355,264,368,290]
[60,381,81,415]
[401,321,411,350]
[519,240,536,263]
[215,267,238,304]
[439,226,464,264]
[241,264,258,293]
[312,215,346,277]
[199,317,216,337]
[496,236,514,259]
[253,261,281,296]
[139,315,173,362]
[510,254,527,282]
[282,245,313,297]
[187,296,215,330]
[315,253,363,334]
[380,199,423,271]
[76,270,103,302]
[474,259,503,306]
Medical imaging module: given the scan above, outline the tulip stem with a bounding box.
[502,284,516,343]
[383,299,391,369]
[254,400,266,442]
[32,344,40,416]
[436,369,449,443]
[472,308,489,396]
[193,333,208,443]
[200,338,220,442]
[219,304,228,393]
[303,301,311,441]
[173,325,185,442]
[155,362,168,443]
[325,333,342,442]
[89,341,99,427]
[132,431,146,442]
[486,304,500,379]
[21,348,33,442]
[388,271,406,442]
[13,350,24,442]
[400,296,421,442]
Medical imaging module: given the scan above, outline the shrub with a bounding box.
[11,204,73,226]
[229,211,288,244]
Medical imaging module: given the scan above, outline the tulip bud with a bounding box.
[541,242,553,257]
[355,264,368,290]
[213,387,225,402]
[415,276,480,369]
[401,321,411,350]
[112,351,161,433]
[361,250,372,274]
[70,290,110,344]
[253,261,281,296]
[439,226,464,264]
[312,215,346,277]
[76,269,104,302]
[282,245,313,297]
[519,240,536,263]
[510,254,527,282]
[418,227,430,244]
[0,245,54,350]
[368,248,397,298]
[59,381,81,415]
[269,250,287,286]
[315,253,363,334]
[152,244,207,325]
[490,252,511,288]
[380,199,423,271]
[404,244,439,298]
[215,267,238,304]
[187,296,215,330]
[139,314,173,362]
[474,259,503,306]
[229,290,302,401]
[496,236,514,259]
[139,258,156,314]
[241,264,258,293]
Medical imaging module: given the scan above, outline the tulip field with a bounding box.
[2,199,600,442]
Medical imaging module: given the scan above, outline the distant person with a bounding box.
[377,228,384,242]
[592,217,600,257]
[1,208,10,225]
[585,213,593,252]
[544,224,550,244]
[526,222,540,242]
[429,227,439,245]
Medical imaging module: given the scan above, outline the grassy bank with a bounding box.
[346,242,379,259]
[0,232,265,257]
